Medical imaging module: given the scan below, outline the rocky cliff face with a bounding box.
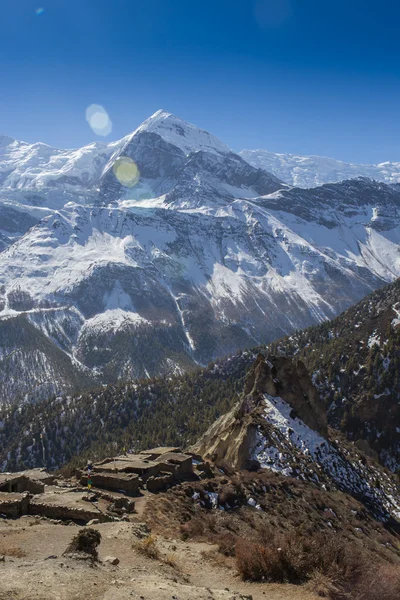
[192,354,327,468]
[269,275,400,474]
[192,355,400,523]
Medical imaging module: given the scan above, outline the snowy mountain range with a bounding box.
[240,149,400,188]
[1,110,400,403]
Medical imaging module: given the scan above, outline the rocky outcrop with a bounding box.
[191,354,327,469]
[190,403,258,470]
[242,354,328,435]
[191,355,400,523]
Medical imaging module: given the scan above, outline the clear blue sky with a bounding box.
[1,0,399,163]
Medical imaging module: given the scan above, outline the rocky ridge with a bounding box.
[192,355,400,523]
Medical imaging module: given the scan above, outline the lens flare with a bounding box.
[113,157,140,188]
[36,8,44,15]
[85,104,112,137]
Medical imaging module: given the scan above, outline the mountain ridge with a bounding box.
[1,111,400,402]
[240,148,400,188]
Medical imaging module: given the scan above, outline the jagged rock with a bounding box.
[242,354,327,435]
[192,354,327,468]
[191,402,258,470]
[131,523,151,539]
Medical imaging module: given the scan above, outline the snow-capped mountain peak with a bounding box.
[132,109,231,156]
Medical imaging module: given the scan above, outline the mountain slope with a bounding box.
[0,181,399,402]
[192,354,400,522]
[0,350,254,471]
[1,111,400,402]
[0,277,399,481]
[240,148,400,188]
[269,276,400,473]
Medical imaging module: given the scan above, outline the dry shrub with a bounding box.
[0,543,26,558]
[180,513,217,540]
[216,532,238,557]
[134,534,160,560]
[64,528,101,561]
[236,525,400,599]
[236,529,361,585]
[327,562,400,600]
[180,516,205,539]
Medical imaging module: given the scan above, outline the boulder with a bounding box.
[104,556,120,565]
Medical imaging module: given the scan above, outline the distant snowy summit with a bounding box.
[2,109,399,192]
[240,148,400,188]
[0,110,233,193]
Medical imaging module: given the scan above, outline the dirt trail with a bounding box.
[0,517,317,600]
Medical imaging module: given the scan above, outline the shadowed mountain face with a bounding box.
[1,110,400,402]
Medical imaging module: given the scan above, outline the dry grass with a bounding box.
[234,527,400,600]
[235,528,361,585]
[133,535,181,570]
[163,553,180,570]
[180,513,218,540]
[0,543,27,558]
[329,562,400,600]
[133,534,161,560]
[201,548,233,569]
[145,472,400,597]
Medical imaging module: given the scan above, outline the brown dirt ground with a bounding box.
[0,516,317,600]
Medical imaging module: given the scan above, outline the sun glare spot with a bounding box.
[36,8,44,16]
[113,157,140,187]
[85,104,112,137]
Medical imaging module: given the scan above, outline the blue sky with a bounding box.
[0,0,399,163]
